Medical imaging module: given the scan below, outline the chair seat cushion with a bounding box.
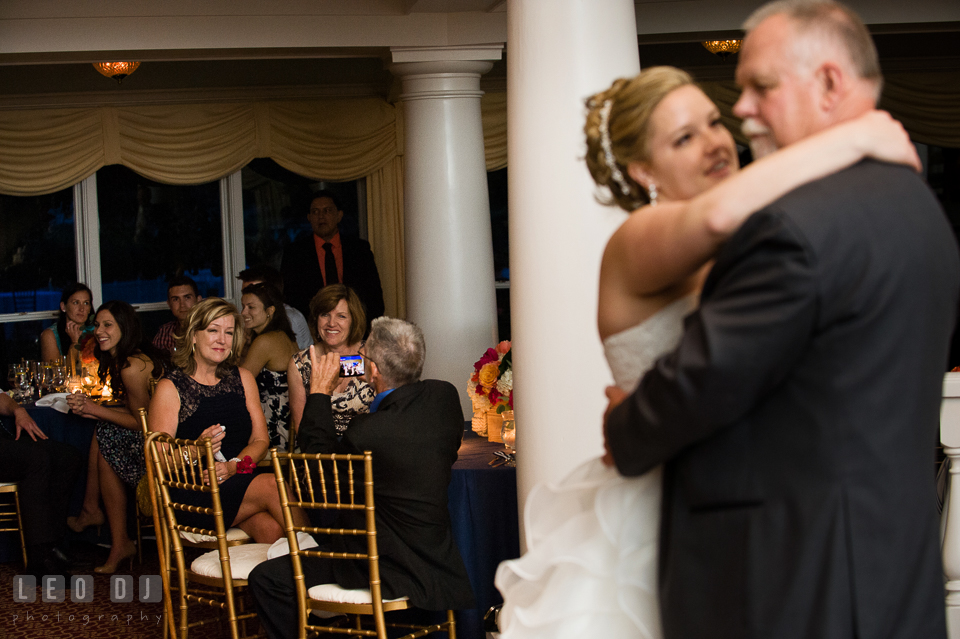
[191,543,272,580]
[180,527,251,544]
[307,583,409,605]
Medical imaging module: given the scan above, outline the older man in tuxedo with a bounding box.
[604,2,959,638]
[249,317,474,638]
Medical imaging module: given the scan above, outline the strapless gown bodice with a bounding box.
[494,294,696,639]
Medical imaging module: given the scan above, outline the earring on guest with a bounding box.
[648,183,659,207]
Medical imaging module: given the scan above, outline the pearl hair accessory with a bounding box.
[599,100,633,197]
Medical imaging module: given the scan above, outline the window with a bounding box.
[96,165,224,303]
[0,163,365,382]
[240,158,363,272]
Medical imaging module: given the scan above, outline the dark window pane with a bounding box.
[96,165,224,302]
[241,158,360,271]
[488,168,509,281]
[1,320,46,388]
[0,189,76,314]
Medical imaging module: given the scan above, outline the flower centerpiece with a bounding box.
[467,341,513,439]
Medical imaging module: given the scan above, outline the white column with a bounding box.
[391,46,503,417]
[507,0,640,530]
[942,373,960,638]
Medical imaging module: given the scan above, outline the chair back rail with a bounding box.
[146,431,260,639]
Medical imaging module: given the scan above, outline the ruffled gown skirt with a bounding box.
[495,458,663,639]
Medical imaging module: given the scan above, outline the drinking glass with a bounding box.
[6,363,19,392]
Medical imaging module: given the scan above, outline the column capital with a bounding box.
[390,44,504,65]
[389,48,501,101]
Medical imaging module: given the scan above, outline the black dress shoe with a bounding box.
[51,545,94,570]
[27,547,73,580]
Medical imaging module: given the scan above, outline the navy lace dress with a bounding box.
[167,366,258,530]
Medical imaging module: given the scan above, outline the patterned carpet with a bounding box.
[0,541,249,639]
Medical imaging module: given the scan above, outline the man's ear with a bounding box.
[815,61,846,113]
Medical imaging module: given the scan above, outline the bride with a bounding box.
[494,66,919,638]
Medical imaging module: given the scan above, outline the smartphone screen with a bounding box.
[339,355,365,378]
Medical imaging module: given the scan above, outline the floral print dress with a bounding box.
[256,368,291,450]
[293,347,375,435]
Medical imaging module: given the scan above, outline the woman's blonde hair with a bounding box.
[584,66,694,211]
[172,297,245,378]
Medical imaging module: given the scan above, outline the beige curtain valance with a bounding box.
[0,98,400,196]
[482,91,507,171]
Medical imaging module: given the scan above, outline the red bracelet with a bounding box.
[236,456,256,474]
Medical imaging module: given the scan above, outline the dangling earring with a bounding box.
[647,183,659,207]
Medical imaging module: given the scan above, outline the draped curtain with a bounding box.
[0,73,952,317]
[0,97,407,317]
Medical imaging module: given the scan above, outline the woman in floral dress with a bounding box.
[239,283,299,451]
[65,300,165,573]
[287,285,375,443]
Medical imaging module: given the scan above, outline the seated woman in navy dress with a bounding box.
[150,298,307,543]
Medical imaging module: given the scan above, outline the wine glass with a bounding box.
[6,363,19,392]
[17,368,35,404]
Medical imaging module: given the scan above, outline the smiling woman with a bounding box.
[65,300,166,574]
[238,283,298,450]
[287,284,375,440]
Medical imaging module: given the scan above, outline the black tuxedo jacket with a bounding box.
[281,232,385,322]
[607,160,959,639]
[298,379,475,611]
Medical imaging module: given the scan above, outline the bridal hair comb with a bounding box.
[599,99,633,197]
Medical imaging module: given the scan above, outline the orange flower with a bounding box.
[495,340,511,355]
[478,362,500,387]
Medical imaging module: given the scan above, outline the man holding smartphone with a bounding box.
[249,317,474,638]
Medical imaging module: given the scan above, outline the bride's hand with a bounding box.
[602,386,628,467]
[852,110,921,172]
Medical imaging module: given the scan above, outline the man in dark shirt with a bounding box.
[249,317,474,638]
[151,275,201,355]
[281,190,384,322]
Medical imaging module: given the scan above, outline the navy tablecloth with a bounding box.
[449,429,520,639]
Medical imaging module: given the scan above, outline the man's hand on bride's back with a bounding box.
[602,386,628,467]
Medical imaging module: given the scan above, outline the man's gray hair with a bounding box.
[365,317,425,388]
[744,0,883,100]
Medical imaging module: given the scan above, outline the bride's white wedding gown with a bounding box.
[494,294,697,639]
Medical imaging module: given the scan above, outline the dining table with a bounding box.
[448,428,521,639]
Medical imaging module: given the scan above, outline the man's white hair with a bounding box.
[743,0,883,102]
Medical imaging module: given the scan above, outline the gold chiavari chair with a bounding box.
[146,432,271,639]
[0,482,27,567]
[270,449,457,639]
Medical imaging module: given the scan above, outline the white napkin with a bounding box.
[35,393,72,414]
[266,532,319,559]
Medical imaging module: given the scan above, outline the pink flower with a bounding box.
[489,388,501,405]
[495,340,511,355]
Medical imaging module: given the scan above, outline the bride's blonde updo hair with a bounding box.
[585,66,694,211]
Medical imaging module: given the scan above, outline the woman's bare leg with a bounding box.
[231,474,309,542]
[96,453,136,571]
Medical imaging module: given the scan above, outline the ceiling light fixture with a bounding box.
[701,40,741,61]
[93,61,141,84]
